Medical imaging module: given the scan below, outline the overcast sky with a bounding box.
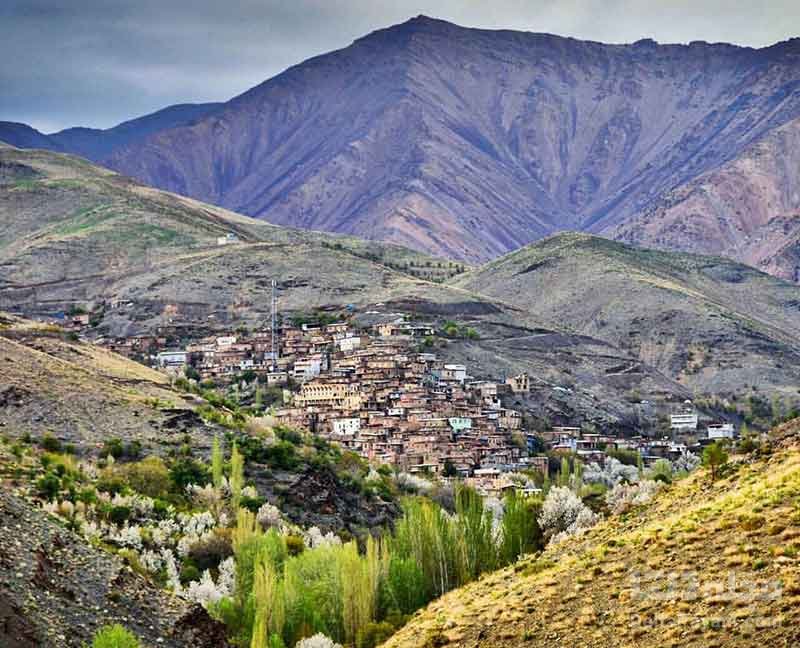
[2,0,798,133]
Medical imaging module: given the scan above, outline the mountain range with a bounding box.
[2,16,799,278]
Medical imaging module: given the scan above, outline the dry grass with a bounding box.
[383,441,800,647]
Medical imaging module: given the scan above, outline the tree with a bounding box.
[702,441,729,481]
[211,435,224,489]
[538,486,597,541]
[230,441,244,509]
[442,459,458,478]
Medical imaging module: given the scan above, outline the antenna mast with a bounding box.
[270,279,277,372]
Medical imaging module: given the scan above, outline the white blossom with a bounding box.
[605,479,663,515]
[179,511,216,536]
[217,556,236,596]
[303,526,342,549]
[184,570,225,606]
[295,634,343,648]
[256,502,282,530]
[538,486,598,541]
[139,549,164,573]
[163,548,182,593]
[583,457,639,488]
[109,524,143,550]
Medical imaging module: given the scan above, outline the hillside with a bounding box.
[0,143,468,336]
[384,422,800,647]
[451,232,800,396]
[2,145,800,424]
[51,16,800,272]
[0,488,229,648]
[609,116,800,282]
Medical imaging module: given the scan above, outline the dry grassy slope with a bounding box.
[450,232,800,395]
[0,312,210,452]
[385,423,800,648]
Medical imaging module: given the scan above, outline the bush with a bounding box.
[285,534,305,556]
[169,457,210,492]
[40,432,62,453]
[108,505,132,525]
[240,495,266,513]
[187,529,233,571]
[90,624,141,648]
[36,472,60,500]
[96,473,127,496]
[118,456,170,498]
[180,562,201,585]
[356,621,395,648]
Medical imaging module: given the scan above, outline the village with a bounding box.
[59,307,733,498]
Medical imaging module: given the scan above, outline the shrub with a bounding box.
[169,457,210,492]
[188,529,234,571]
[40,432,62,453]
[356,621,395,648]
[90,624,141,648]
[118,456,170,498]
[102,438,125,459]
[96,473,127,496]
[240,495,267,513]
[285,534,305,556]
[36,472,61,500]
[180,562,201,585]
[108,505,132,525]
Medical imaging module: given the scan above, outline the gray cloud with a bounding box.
[1,0,797,132]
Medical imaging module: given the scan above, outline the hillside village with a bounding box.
[41,306,738,497]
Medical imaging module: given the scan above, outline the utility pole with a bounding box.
[270,279,278,372]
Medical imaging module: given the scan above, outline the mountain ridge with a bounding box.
[3,16,800,274]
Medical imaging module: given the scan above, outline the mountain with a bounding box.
[80,16,800,270]
[384,419,800,648]
[608,115,800,281]
[451,232,800,396]
[0,102,222,161]
[2,144,799,428]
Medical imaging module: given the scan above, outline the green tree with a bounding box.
[212,435,224,489]
[702,442,729,481]
[230,441,245,510]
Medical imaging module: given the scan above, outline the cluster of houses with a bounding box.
[93,314,736,494]
[268,319,534,477]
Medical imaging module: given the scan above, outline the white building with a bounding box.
[442,364,468,383]
[338,336,362,352]
[332,417,361,436]
[156,350,187,369]
[216,335,237,348]
[293,357,322,382]
[708,422,736,440]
